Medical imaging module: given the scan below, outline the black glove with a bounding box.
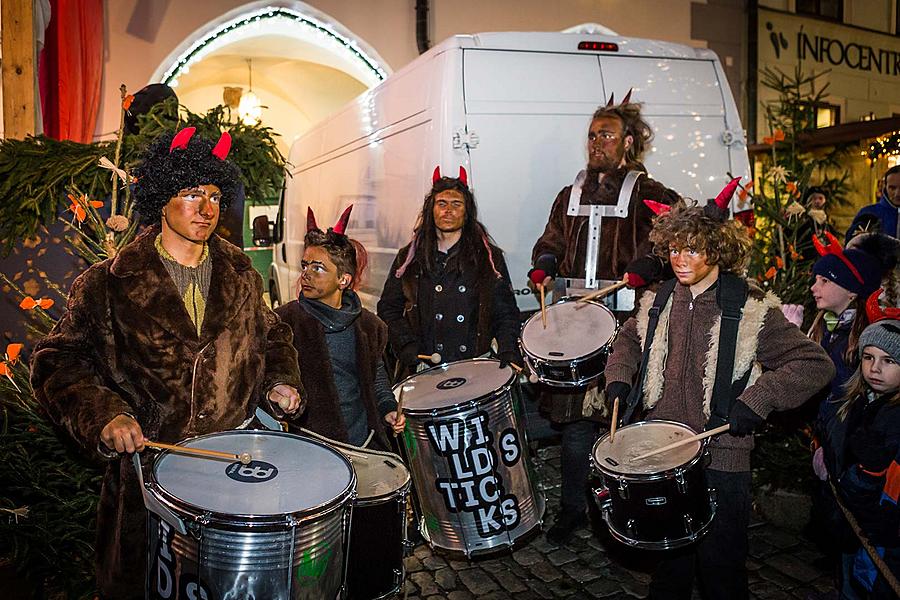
[623,255,666,289]
[728,401,765,436]
[398,343,420,370]
[605,381,631,421]
[528,254,558,286]
[498,349,523,370]
[848,427,893,473]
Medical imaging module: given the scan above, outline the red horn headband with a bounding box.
[714,177,742,210]
[866,288,900,323]
[813,231,864,285]
[333,205,353,235]
[431,165,469,187]
[212,131,232,160]
[605,93,615,108]
[643,199,671,216]
[169,127,196,152]
[621,88,633,105]
[307,207,318,233]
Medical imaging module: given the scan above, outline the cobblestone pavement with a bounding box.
[396,443,835,600]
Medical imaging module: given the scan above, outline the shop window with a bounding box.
[796,0,843,22]
[799,101,840,128]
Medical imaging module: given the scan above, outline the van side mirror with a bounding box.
[252,215,273,246]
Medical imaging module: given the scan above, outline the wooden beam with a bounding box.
[1,0,36,139]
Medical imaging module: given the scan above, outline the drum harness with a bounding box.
[622,272,752,431]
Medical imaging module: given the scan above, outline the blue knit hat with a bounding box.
[812,248,883,296]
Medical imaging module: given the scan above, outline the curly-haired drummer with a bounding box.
[30,128,303,600]
[275,206,400,449]
[603,188,833,600]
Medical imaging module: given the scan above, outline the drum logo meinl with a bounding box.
[425,410,522,537]
[151,521,211,600]
[226,460,278,483]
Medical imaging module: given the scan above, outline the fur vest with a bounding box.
[276,300,390,450]
[634,286,781,418]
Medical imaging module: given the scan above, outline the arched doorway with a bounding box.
[150,1,392,154]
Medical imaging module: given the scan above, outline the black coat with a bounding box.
[378,240,520,377]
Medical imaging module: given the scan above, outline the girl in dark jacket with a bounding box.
[820,314,900,598]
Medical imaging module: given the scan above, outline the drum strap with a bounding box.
[623,274,751,426]
[707,273,750,430]
[623,277,677,424]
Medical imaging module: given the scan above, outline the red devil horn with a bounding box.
[714,177,742,210]
[169,127,196,152]
[333,205,353,235]
[621,88,633,105]
[643,199,671,216]
[432,166,442,184]
[866,289,887,323]
[812,233,827,257]
[307,207,319,233]
[458,166,468,187]
[212,131,232,160]
[606,93,615,108]
[825,231,843,250]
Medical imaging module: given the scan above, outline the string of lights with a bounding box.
[161,6,388,88]
[866,131,900,162]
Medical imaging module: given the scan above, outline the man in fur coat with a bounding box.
[30,128,303,600]
[528,94,680,544]
[603,197,834,600]
[276,206,398,449]
[378,168,522,378]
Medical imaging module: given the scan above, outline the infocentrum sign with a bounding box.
[759,8,900,77]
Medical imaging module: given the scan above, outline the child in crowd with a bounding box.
[817,314,900,598]
[275,206,399,449]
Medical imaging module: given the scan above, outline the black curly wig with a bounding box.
[133,130,242,224]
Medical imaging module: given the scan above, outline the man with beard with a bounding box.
[378,167,522,382]
[529,95,681,544]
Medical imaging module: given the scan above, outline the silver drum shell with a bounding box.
[399,365,545,557]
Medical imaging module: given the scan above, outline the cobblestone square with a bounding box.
[398,443,832,600]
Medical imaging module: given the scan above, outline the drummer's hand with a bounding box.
[268,384,303,415]
[498,349,523,371]
[727,400,764,436]
[605,381,631,416]
[385,411,406,434]
[100,414,145,453]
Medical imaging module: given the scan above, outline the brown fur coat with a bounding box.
[30,225,301,599]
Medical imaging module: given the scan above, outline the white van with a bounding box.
[258,32,750,309]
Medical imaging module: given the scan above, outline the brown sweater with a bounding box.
[605,279,834,472]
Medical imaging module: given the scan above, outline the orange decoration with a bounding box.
[785,181,799,197]
[775,256,785,269]
[123,95,135,111]
[765,266,777,279]
[6,343,24,363]
[20,296,54,310]
[66,194,103,223]
[788,244,801,260]
[762,129,786,145]
[738,180,754,201]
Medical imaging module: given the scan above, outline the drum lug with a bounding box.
[617,479,629,500]
[626,518,636,536]
[675,470,687,494]
[683,513,694,534]
[393,568,403,586]
[286,515,301,528]
[591,486,610,512]
[708,487,718,510]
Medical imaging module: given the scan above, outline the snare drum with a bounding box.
[397,358,545,557]
[591,420,716,550]
[142,430,355,600]
[315,436,412,600]
[520,298,618,387]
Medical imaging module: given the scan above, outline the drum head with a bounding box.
[396,359,514,413]
[521,300,616,361]
[341,448,410,500]
[153,431,354,516]
[592,421,700,475]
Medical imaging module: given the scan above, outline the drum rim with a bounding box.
[591,420,707,480]
[395,357,516,416]
[519,297,618,361]
[601,500,717,550]
[147,430,357,525]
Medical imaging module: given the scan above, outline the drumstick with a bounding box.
[609,397,620,442]
[538,282,547,329]
[393,384,407,438]
[508,361,540,384]
[418,353,442,364]
[145,440,252,464]
[806,309,825,338]
[577,279,627,304]
[631,424,730,462]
